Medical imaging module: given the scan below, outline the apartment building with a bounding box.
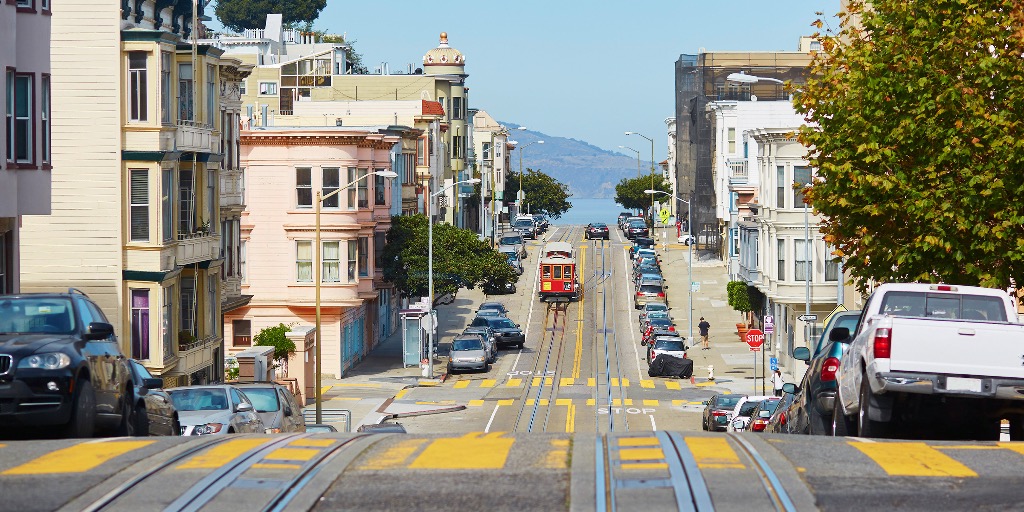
[0,0,51,294]
[470,110,511,243]
[18,0,244,386]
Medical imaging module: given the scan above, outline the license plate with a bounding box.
[946,377,982,392]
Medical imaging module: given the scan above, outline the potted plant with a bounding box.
[727,281,753,337]
[178,330,196,351]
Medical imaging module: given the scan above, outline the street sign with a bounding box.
[770,357,779,371]
[764,324,774,334]
[764,315,774,327]
[798,314,817,322]
[517,190,525,202]
[750,347,761,352]
[745,328,764,349]
[691,281,700,293]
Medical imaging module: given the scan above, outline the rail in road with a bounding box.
[4,432,1024,510]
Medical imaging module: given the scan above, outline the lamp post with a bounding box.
[427,177,482,379]
[618,145,642,177]
[646,189,692,345]
[516,139,544,217]
[315,169,397,423]
[627,131,657,221]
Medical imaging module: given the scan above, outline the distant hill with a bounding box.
[500,122,654,199]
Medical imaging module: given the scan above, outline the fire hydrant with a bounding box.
[707,364,715,381]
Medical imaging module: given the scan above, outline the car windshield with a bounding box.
[639,285,663,294]
[592,223,607,228]
[514,220,533,228]
[489,318,516,329]
[758,399,782,417]
[628,221,646,227]
[645,304,668,312]
[0,298,77,335]
[717,396,742,408]
[650,318,672,326]
[500,236,522,245]
[168,388,230,411]
[738,401,760,416]
[506,254,519,263]
[479,303,504,312]
[654,339,685,351]
[239,387,280,413]
[452,338,484,351]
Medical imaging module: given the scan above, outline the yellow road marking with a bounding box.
[454,380,470,389]
[665,382,681,390]
[611,378,630,387]
[611,399,634,406]
[618,437,661,447]
[409,432,514,469]
[587,378,596,387]
[266,448,319,462]
[525,399,550,406]
[2,440,154,475]
[619,448,665,460]
[357,439,428,470]
[176,439,269,470]
[498,399,514,406]
[330,382,382,388]
[851,442,977,477]
[395,389,410,399]
[695,381,716,387]
[573,246,586,379]
[544,439,570,468]
[643,399,660,407]
[622,463,669,470]
[672,400,687,406]
[320,385,333,396]
[506,378,523,387]
[560,378,575,387]
[556,399,573,406]
[565,404,576,433]
[936,445,1003,450]
[587,399,596,406]
[290,439,335,447]
[327,397,361,401]
[418,380,440,386]
[0,444,5,449]
[686,437,745,469]
[998,443,1024,457]
[480,379,496,388]
[468,399,485,407]
[252,463,302,470]
[640,380,655,389]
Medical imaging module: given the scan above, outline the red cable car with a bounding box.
[539,242,579,303]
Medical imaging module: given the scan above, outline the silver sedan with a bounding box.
[167,385,266,436]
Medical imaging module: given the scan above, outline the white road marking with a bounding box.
[649,414,657,431]
[848,436,877,443]
[485,403,501,433]
[516,226,550,370]
[623,245,644,382]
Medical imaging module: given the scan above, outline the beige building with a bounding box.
[1,0,51,294]
[470,110,511,244]
[18,0,249,386]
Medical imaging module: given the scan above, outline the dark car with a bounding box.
[0,289,133,438]
[533,214,550,232]
[476,316,525,348]
[632,264,662,282]
[585,223,610,240]
[126,359,179,436]
[512,217,537,239]
[786,310,861,435]
[640,316,675,334]
[477,302,509,316]
[625,220,650,240]
[702,393,746,432]
[234,383,306,434]
[746,398,783,432]
[764,390,799,434]
[617,212,633,228]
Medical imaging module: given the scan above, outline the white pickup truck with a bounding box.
[833,283,1024,440]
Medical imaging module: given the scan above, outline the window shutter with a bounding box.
[130,170,149,241]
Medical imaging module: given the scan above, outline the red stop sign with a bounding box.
[745,329,764,349]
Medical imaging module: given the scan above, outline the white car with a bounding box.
[727,395,774,432]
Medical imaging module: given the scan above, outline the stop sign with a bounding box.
[745,329,765,349]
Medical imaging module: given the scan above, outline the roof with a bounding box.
[543,242,574,255]
[423,32,465,66]
[422,100,445,116]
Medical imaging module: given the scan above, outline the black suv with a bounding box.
[470,316,525,348]
[0,289,133,438]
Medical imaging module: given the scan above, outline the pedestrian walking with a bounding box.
[772,369,785,397]
[698,317,711,350]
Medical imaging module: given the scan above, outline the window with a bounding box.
[296,241,312,282]
[794,166,812,208]
[825,245,839,282]
[776,166,785,208]
[180,276,196,337]
[206,169,216,232]
[258,82,278,95]
[451,135,464,159]
[452,96,463,120]
[206,65,216,126]
[730,192,738,214]
[7,73,34,164]
[16,0,30,8]
[375,171,386,205]
[41,75,49,164]
[795,239,810,282]
[730,228,739,257]
[416,137,426,166]
[128,52,148,122]
[162,169,174,241]
[178,63,194,122]
[322,168,339,208]
[347,239,357,281]
[239,240,247,282]
[162,286,174,358]
[179,169,195,235]
[296,167,312,208]
[347,168,367,209]
[232,320,251,347]
[0,232,7,294]
[130,290,150,360]
[777,239,785,281]
[207,275,217,337]
[221,220,233,277]
[5,70,12,163]
[130,169,149,242]
[374,231,386,269]
[358,237,369,277]
[811,41,822,51]
[322,241,340,282]
[239,79,247,96]
[161,52,172,124]
[727,127,736,154]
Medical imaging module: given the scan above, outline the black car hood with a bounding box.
[491,327,522,335]
[0,334,76,355]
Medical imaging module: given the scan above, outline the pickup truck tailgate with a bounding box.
[888,318,1024,378]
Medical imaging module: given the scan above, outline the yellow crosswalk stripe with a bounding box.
[498,399,514,406]
[610,378,629,387]
[620,448,665,460]
[560,378,575,386]
[640,380,655,389]
[665,382,682,390]
[685,437,745,469]
[506,378,522,387]
[643,399,660,407]
[394,389,410,399]
[611,399,633,406]
[468,399,485,407]
[851,442,977,477]
[177,439,269,470]
[2,440,155,475]
[357,439,428,470]
[524,399,550,406]
[622,462,669,470]
[480,379,496,388]
[290,439,334,447]
[672,400,687,406]
[410,432,514,469]
[556,398,573,406]
[587,399,596,406]
[454,380,470,389]
[252,463,301,470]
[532,377,553,386]
[320,385,333,396]
[265,448,319,462]
[618,437,661,447]
[587,378,596,387]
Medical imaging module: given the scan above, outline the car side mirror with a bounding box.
[84,322,115,340]
[793,346,811,362]
[829,327,850,342]
[236,402,254,413]
[142,377,163,390]
[283,406,293,417]
[701,400,709,405]
[782,383,798,395]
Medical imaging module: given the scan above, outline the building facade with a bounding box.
[19,0,237,386]
[470,110,510,244]
[0,0,51,294]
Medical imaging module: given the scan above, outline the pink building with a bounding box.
[1,0,51,293]
[226,127,399,390]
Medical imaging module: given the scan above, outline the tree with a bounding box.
[799,1,1024,291]
[215,0,327,32]
[504,168,572,218]
[381,215,518,306]
[614,174,670,212]
[254,323,297,374]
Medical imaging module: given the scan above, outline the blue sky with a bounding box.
[213,1,840,160]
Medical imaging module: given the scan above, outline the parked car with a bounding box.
[502,250,525,275]
[639,311,672,332]
[634,282,668,309]
[0,289,134,438]
[512,217,537,239]
[634,248,659,262]
[447,336,490,373]
[483,278,517,295]
[786,310,861,435]
[585,223,610,240]
[728,395,774,432]
[498,233,527,259]
[477,302,509,316]
[533,214,550,232]
[638,303,671,324]
[640,317,675,335]
[746,398,783,432]
[460,327,497,363]
[630,236,656,253]
[702,393,746,432]
[234,383,305,434]
[632,264,662,283]
[474,316,525,349]
[764,391,800,434]
[126,359,179,436]
[635,274,664,290]
[305,423,338,433]
[625,219,650,239]
[617,212,634,228]
[643,336,687,365]
[168,385,266,435]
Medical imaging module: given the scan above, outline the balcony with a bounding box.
[727,159,749,185]
[176,120,217,153]
[177,334,220,376]
[220,170,244,208]
[176,231,221,266]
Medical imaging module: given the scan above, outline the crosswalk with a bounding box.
[450,377,692,390]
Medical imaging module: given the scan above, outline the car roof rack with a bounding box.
[68,288,89,297]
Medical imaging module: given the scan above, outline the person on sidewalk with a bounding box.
[772,369,785,397]
[698,317,711,350]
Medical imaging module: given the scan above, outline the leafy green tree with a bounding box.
[504,168,572,219]
[381,215,517,306]
[215,0,327,32]
[254,323,297,361]
[614,174,670,212]
[799,0,1024,290]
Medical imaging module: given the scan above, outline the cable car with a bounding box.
[539,242,579,303]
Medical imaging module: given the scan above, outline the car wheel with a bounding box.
[517,342,524,349]
[856,377,889,438]
[63,378,96,439]
[702,418,708,431]
[132,403,149,436]
[831,400,855,437]
[808,405,829,436]
[172,415,182,436]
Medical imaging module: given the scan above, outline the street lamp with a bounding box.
[618,145,642,177]
[427,177,482,379]
[646,189,693,345]
[516,140,544,216]
[627,131,658,222]
[725,72,784,85]
[315,169,397,423]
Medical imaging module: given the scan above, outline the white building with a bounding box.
[470,110,510,243]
